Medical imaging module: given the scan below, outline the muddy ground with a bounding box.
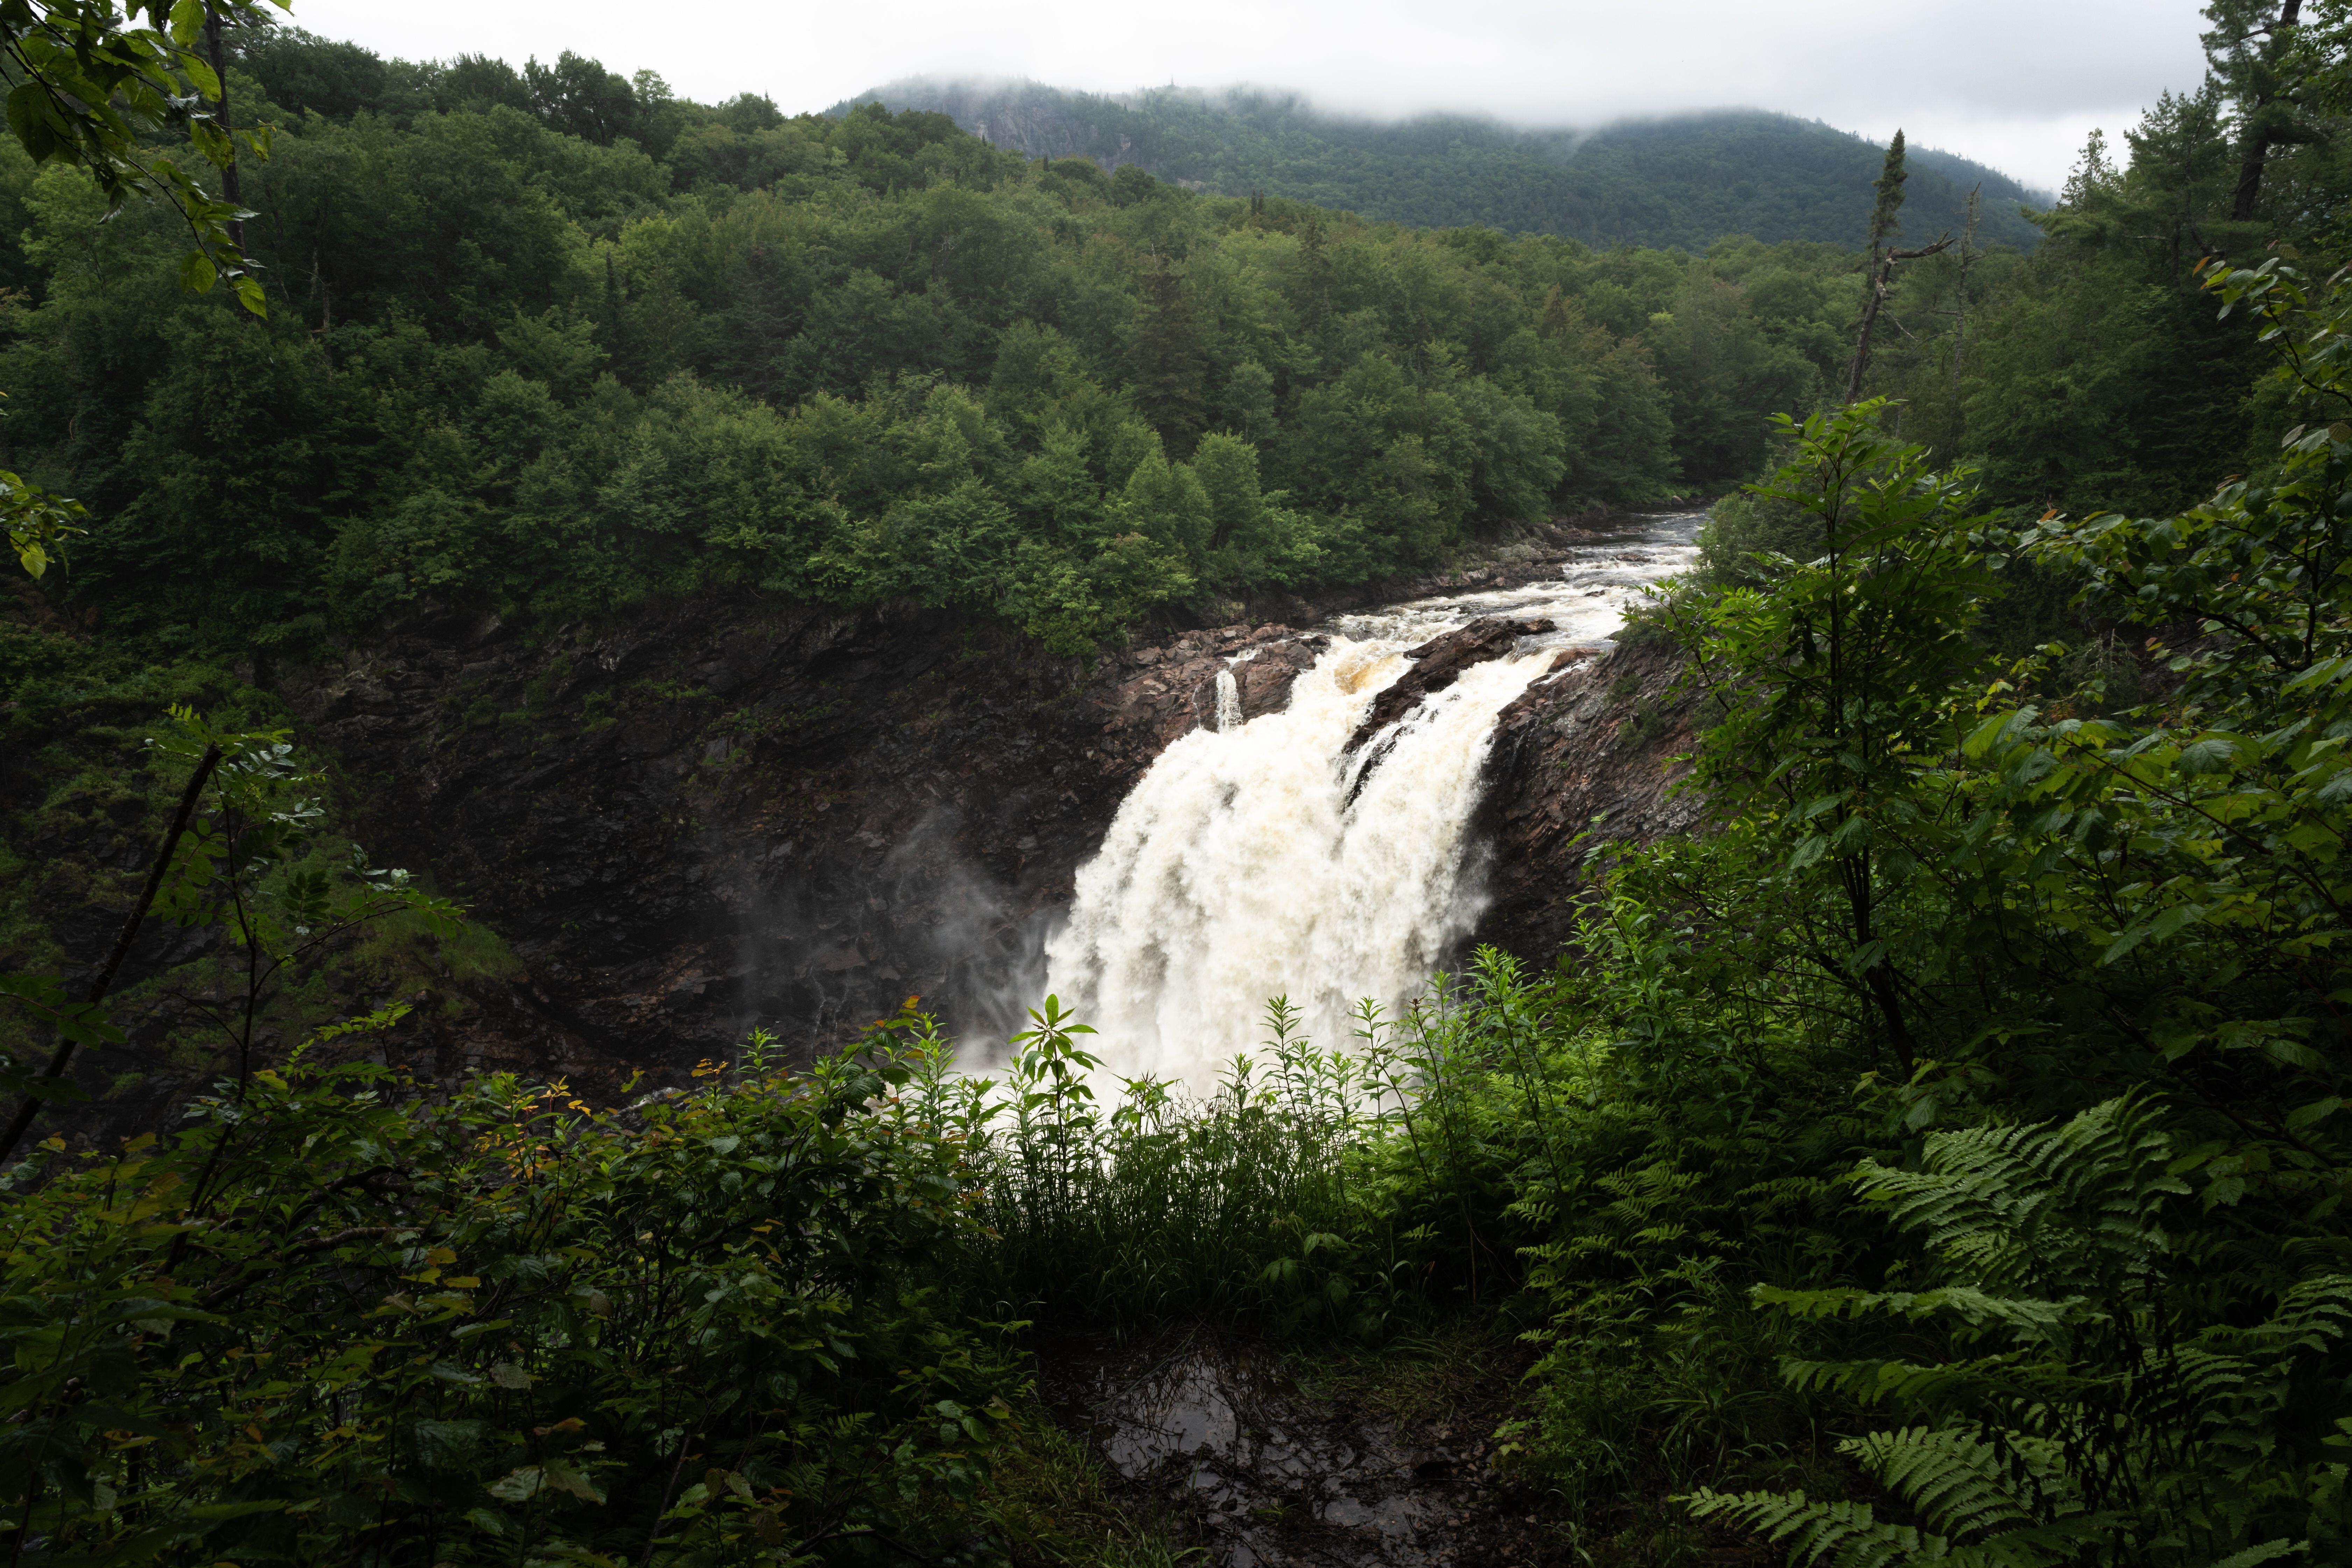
[1036,1328,1570,1567]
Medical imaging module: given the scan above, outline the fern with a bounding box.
[1687,1095,2352,1566]
[1688,1488,1939,1568]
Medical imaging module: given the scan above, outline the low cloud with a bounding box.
[296,0,2209,193]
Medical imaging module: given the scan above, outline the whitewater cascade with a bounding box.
[1034,511,1703,1090]
[1042,637,1556,1088]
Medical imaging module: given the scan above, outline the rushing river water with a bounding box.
[1039,512,1702,1089]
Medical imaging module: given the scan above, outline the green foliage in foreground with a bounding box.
[3,1036,1022,1567]
[1691,1098,2352,1564]
[1502,256,2352,1557]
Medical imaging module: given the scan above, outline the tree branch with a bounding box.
[0,743,221,1166]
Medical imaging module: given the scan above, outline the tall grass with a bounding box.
[859,949,1588,1338]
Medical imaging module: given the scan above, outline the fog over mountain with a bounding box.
[845,77,2053,253]
[289,0,2202,193]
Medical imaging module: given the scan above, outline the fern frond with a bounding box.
[1844,1425,2083,1541]
[1852,1097,2186,1300]
[1684,1488,1935,1568]
[2197,1540,2306,1568]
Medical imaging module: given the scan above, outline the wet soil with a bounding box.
[1035,1329,1574,1567]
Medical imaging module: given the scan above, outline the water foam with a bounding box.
[1042,637,1553,1088]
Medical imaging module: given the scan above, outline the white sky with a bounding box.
[285,0,2213,195]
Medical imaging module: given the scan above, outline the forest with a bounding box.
[0,15,2298,669]
[9,0,2352,1565]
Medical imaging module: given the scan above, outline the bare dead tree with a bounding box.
[1843,130,1955,404]
[1844,234,1955,405]
[1948,185,1983,396]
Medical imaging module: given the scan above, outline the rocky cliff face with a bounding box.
[7,522,1693,1134]
[270,581,1695,1099]
[275,599,1340,1097]
[2,508,1705,1161]
[1469,636,1701,962]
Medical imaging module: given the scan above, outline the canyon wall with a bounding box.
[9,532,1695,1137]
[275,587,1693,1095]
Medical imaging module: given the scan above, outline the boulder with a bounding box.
[1346,617,1554,751]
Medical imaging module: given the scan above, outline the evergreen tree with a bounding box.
[2203,0,2312,220]
[1134,258,1207,456]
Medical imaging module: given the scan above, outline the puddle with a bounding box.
[1039,1333,1565,1567]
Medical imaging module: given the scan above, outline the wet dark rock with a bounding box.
[1470,638,1702,962]
[266,600,1337,1097]
[252,579,1684,1102]
[1345,617,1554,753]
[2,508,1685,1133]
[1039,1331,1575,1567]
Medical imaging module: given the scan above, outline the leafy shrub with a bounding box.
[1,1029,1023,1567]
[1694,485,1822,587]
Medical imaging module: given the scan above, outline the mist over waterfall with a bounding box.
[1044,637,1556,1088]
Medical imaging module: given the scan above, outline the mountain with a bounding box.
[838,79,2049,253]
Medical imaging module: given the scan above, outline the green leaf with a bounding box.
[178,49,219,101]
[488,1466,547,1503]
[539,1457,607,1504]
[410,1418,484,1469]
[2202,1541,2305,1568]
[5,84,57,161]
[2177,735,2247,775]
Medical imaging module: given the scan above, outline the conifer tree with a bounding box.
[1136,258,1207,455]
[2204,0,2308,221]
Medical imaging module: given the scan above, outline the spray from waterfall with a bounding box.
[1043,637,1553,1089]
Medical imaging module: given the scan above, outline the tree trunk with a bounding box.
[0,746,221,1166]
[1949,186,1981,395]
[2231,0,2304,222]
[1843,236,1955,404]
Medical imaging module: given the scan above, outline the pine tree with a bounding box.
[1135,258,1206,456]
[2203,0,2309,221]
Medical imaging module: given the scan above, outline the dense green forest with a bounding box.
[852,81,2050,254]
[14,1,2352,1565]
[0,15,2299,666]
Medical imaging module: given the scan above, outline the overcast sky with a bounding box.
[288,0,2212,195]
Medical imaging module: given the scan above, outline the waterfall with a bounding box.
[1043,636,1554,1088]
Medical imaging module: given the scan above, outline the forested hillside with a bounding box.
[849,79,2050,253]
[0,23,2290,672]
